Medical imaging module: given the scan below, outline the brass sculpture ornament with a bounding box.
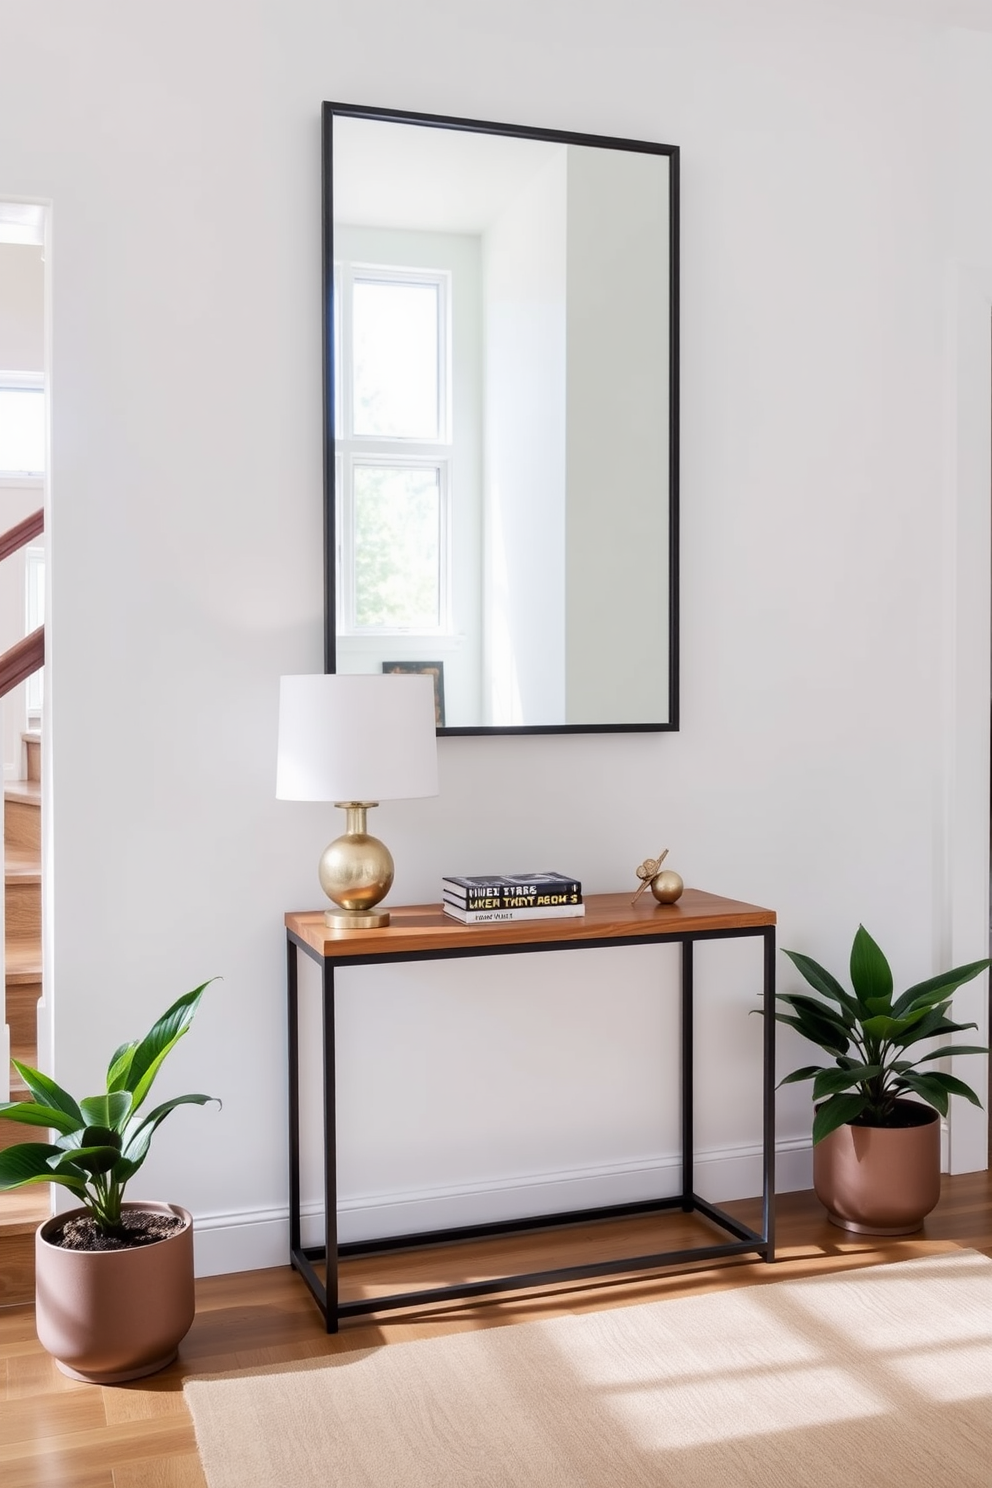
[632,849,684,906]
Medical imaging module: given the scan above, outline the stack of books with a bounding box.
[442,872,584,923]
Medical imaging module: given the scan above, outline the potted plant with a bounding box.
[0,981,219,1382]
[777,927,989,1234]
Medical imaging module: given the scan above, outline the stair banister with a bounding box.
[0,508,44,565]
[0,509,45,701]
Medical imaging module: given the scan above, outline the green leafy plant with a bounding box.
[0,982,219,1236]
[777,927,989,1145]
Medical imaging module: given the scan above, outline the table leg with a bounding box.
[681,937,694,1211]
[762,925,776,1258]
[323,960,339,1332]
[287,940,301,1256]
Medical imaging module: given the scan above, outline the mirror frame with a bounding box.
[322,101,680,735]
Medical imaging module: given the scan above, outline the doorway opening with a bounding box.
[0,199,48,1111]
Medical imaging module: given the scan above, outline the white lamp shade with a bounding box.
[276,673,439,802]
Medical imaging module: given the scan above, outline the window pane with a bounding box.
[0,387,44,473]
[354,465,440,628]
[352,280,439,439]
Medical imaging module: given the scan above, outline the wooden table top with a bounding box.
[286,888,775,960]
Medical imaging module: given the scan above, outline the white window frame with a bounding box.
[24,544,44,723]
[0,370,45,483]
[343,263,451,444]
[334,262,453,636]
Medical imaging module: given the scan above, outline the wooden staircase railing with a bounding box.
[0,627,44,700]
[0,509,44,701]
[0,508,43,564]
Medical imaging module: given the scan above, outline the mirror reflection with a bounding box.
[324,105,678,733]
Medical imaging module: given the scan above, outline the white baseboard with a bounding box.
[192,1206,290,1278]
[190,1138,815,1278]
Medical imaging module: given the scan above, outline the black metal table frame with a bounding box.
[287,922,776,1332]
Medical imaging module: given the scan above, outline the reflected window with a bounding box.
[353,462,442,628]
[353,278,441,440]
[0,374,44,475]
[335,262,451,635]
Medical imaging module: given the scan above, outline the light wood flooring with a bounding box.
[1,1172,990,1487]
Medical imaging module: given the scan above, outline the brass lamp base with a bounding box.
[318,802,394,930]
[324,907,391,929]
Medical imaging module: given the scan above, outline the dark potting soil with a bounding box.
[851,1100,937,1129]
[53,1211,185,1251]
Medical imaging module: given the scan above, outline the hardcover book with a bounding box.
[442,901,586,924]
[443,891,582,913]
[442,872,582,908]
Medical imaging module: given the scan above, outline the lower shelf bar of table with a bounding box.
[334,1191,765,1263]
[292,1234,771,1325]
[290,1248,330,1321]
[290,1192,770,1328]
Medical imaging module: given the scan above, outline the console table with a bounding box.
[286,888,776,1332]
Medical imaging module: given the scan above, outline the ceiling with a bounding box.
[333,116,564,236]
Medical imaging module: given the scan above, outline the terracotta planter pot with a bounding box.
[35,1201,195,1383]
[813,1101,941,1235]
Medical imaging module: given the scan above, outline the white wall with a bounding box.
[0,0,989,1274]
[564,147,670,723]
[483,149,567,725]
[0,242,43,369]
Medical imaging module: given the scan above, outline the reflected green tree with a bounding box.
[354,465,440,628]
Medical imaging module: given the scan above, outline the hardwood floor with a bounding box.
[1,1172,990,1487]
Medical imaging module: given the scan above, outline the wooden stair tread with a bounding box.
[4,778,40,807]
[3,736,42,1240]
[5,942,41,982]
[5,952,41,988]
[4,845,40,881]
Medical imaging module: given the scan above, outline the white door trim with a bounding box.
[943,260,991,1173]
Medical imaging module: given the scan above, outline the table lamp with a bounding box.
[276,673,438,929]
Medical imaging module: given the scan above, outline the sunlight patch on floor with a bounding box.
[608,1364,887,1449]
[889,1340,992,1402]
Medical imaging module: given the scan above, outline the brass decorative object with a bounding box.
[632,849,684,906]
[650,870,684,903]
[318,802,393,929]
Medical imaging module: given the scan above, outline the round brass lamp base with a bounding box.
[318,802,394,930]
[324,907,390,930]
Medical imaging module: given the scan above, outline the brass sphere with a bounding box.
[319,832,394,911]
[650,869,684,904]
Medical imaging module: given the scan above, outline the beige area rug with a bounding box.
[185,1251,992,1488]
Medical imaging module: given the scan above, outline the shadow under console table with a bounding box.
[286,888,777,1332]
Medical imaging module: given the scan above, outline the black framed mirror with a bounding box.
[322,102,679,735]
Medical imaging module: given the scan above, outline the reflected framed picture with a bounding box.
[382,660,445,727]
